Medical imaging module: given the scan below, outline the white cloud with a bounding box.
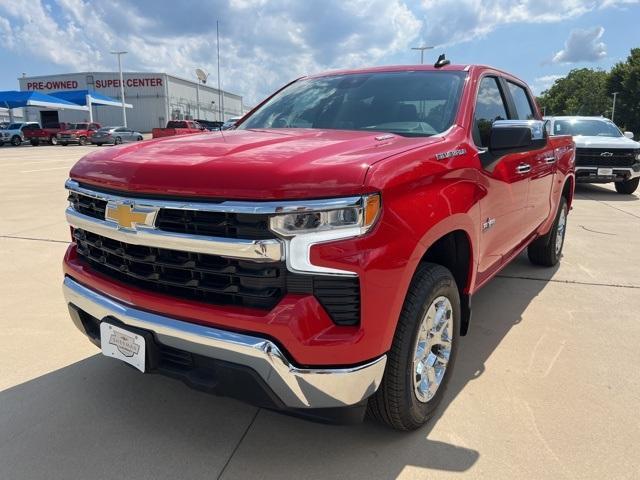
[531,74,564,94]
[552,26,607,63]
[0,0,636,103]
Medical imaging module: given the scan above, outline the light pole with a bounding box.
[611,91,620,123]
[110,51,128,127]
[217,20,224,122]
[411,45,434,64]
[195,68,209,120]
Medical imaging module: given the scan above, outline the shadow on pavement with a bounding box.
[574,183,638,201]
[1,273,552,480]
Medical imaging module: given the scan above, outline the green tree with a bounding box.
[537,68,610,117]
[607,48,640,135]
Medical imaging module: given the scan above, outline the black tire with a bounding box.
[30,139,39,146]
[60,143,68,146]
[11,135,21,146]
[528,197,568,267]
[50,136,58,145]
[614,178,639,195]
[78,136,87,146]
[367,263,460,430]
[137,136,143,141]
[0,142,4,147]
[114,136,122,145]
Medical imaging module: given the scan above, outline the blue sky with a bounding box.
[1,0,639,104]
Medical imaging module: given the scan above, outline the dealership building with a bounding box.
[18,72,244,132]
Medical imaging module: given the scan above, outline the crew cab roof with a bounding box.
[305,64,529,86]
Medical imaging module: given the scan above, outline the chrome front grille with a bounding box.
[66,180,361,324]
[74,229,287,309]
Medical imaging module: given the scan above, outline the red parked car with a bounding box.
[57,122,101,146]
[62,63,575,429]
[151,120,204,139]
[23,122,71,146]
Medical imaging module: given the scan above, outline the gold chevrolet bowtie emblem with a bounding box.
[106,204,149,229]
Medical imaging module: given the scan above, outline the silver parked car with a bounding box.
[90,126,144,146]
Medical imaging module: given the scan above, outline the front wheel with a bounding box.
[50,136,58,145]
[614,178,639,195]
[78,136,87,146]
[11,135,21,146]
[528,197,568,267]
[114,136,122,145]
[368,263,460,430]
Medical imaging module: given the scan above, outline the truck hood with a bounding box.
[70,128,441,199]
[573,135,640,149]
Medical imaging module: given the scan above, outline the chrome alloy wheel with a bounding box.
[555,204,567,255]
[412,296,453,403]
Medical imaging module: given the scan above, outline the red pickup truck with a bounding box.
[62,64,575,430]
[23,122,71,145]
[151,120,204,139]
[57,122,101,146]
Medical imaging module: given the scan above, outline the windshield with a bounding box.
[167,121,188,128]
[554,119,622,137]
[239,70,467,137]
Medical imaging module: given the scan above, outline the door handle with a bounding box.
[516,163,531,174]
[543,155,557,164]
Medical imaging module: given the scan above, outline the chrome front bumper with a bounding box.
[62,277,386,409]
[575,165,640,180]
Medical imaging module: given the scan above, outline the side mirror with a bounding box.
[624,131,634,139]
[489,120,547,153]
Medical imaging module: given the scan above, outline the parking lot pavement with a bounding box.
[1,145,639,480]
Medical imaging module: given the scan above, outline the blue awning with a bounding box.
[0,90,88,111]
[49,90,132,108]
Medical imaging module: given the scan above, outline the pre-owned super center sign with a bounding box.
[26,77,164,90]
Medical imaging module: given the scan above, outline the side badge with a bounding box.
[482,218,496,232]
[436,148,467,161]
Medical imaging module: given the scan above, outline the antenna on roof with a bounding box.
[434,54,450,68]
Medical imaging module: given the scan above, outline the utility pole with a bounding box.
[611,92,620,123]
[411,45,434,64]
[216,20,224,122]
[110,51,128,127]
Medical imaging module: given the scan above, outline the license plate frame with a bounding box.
[100,322,146,372]
[597,167,614,176]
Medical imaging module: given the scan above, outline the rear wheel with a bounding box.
[528,197,568,267]
[137,135,143,141]
[60,142,68,146]
[78,136,87,146]
[614,178,639,195]
[11,135,21,146]
[368,263,460,430]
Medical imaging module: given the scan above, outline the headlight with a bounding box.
[635,151,640,161]
[270,194,380,237]
[269,194,381,275]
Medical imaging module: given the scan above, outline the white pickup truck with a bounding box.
[546,116,640,194]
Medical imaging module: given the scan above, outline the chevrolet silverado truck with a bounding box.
[23,122,71,146]
[151,120,204,139]
[546,115,640,194]
[57,122,101,146]
[62,64,575,430]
